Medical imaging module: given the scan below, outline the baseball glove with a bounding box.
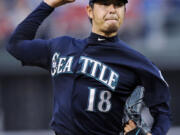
[120,86,154,135]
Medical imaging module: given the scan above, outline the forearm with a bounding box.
[8,1,54,45]
[151,114,171,135]
[150,103,171,135]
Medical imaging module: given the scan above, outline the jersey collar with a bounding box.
[88,32,119,43]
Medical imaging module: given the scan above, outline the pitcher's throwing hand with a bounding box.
[44,0,75,7]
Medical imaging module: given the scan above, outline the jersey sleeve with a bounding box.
[7,39,52,69]
[139,64,171,135]
[150,102,171,135]
[6,1,54,70]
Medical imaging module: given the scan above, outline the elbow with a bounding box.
[6,35,20,57]
[6,40,22,62]
[6,37,15,55]
[6,42,13,55]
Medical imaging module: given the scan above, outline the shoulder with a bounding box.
[49,36,86,45]
[117,40,146,58]
[49,36,74,44]
[48,35,87,54]
[117,39,159,70]
[117,40,169,86]
[118,40,149,60]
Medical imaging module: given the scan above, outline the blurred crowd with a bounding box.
[0,0,180,46]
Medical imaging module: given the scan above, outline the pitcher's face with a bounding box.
[87,0,126,36]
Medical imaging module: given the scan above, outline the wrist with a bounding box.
[43,0,59,8]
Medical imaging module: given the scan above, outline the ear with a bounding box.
[86,5,93,19]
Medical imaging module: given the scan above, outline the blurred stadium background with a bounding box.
[0,0,180,134]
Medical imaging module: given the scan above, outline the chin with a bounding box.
[103,24,119,34]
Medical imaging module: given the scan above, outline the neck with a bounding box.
[92,27,118,37]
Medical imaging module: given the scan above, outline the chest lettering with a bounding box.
[51,53,119,91]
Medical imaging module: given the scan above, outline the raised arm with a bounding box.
[7,0,75,69]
